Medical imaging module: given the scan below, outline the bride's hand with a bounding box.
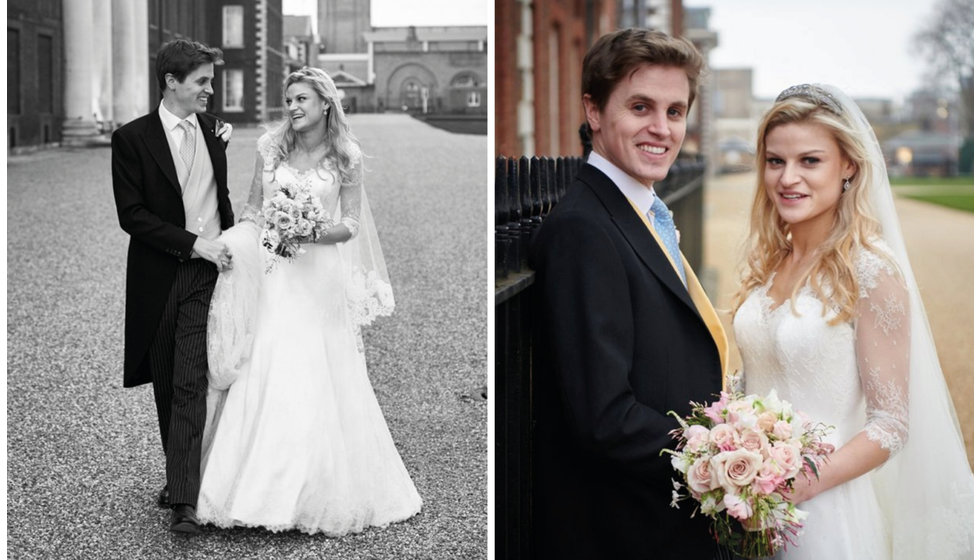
[780,473,819,505]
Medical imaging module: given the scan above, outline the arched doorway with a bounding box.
[385,62,438,112]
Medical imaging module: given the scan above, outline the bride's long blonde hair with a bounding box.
[732,94,885,324]
[264,67,363,187]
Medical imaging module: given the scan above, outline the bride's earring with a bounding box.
[843,178,852,192]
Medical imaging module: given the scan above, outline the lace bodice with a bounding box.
[240,133,361,236]
[735,242,910,457]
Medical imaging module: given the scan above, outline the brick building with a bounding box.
[495,0,712,159]
[7,0,63,149]
[495,0,618,157]
[284,15,320,71]
[209,0,287,123]
[367,26,488,114]
[313,0,487,115]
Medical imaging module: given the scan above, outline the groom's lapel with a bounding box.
[197,113,228,194]
[141,113,182,195]
[582,166,699,316]
[625,197,730,386]
[583,165,731,387]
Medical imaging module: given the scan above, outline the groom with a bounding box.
[111,39,234,534]
[529,29,730,559]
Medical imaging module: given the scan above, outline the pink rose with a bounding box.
[769,442,802,479]
[739,428,770,456]
[772,420,794,440]
[711,448,763,494]
[683,425,710,452]
[704,392,730,424]
[723,493,752,520]
[751,461,783,495]
[757,411,778,433]
[709,424,741,452]
[686,456,718,494]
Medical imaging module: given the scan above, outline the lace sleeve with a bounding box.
[338,157,363,238]
[238,152,265,224]
[854,249,910,457]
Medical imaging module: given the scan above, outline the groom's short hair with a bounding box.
[155,39,224,92]
[582,28,704,110]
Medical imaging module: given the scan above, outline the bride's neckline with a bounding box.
[760,273,816,314]
[281,158,333,176]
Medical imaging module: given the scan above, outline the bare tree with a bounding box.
[913,0,974,139]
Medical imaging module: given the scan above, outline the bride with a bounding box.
[732,84,972,559]
[197,67,422,535]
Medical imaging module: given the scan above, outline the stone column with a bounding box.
[93,0,113,128]
[112,0,149,125]
[62,0,102,143]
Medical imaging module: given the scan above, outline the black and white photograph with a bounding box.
[8,0,487,558]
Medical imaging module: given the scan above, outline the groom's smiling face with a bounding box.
[166,63,215,119]
[584,64,689,187]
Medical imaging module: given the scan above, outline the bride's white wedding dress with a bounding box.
[735,243,903,559]
[197,136,422,535]
[734,84,971,560]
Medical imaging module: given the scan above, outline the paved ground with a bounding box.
[7,114,488,559]
[702,171,973,467]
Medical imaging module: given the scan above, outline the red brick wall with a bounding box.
[495,0,619,158]
[494,0,520,157]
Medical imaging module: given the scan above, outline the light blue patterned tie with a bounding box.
[649,195,687,287]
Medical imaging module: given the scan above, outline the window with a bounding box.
[8,28,20,114]
[38,34,53,114]
[222,6,244,48]
[467,92,481,108]
[223,69,244,112]
[451,72,478,87]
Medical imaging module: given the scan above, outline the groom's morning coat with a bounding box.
[529,164,724,559]
[111,111,234,388]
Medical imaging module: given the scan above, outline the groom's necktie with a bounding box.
[649,195,687,287]
[177,120,196,182]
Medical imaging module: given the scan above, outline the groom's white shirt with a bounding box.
[587,151,657,215]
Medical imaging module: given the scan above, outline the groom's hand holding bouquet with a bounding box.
[663,390,834,558]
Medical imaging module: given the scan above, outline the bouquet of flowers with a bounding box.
[663,390,834,558]
[260,181,331,271]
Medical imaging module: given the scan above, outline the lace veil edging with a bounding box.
[819,84,973,559]
[337,179,395,328]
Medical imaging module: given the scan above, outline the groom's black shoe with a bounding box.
[157,485,170,508]
[171,504,201,535]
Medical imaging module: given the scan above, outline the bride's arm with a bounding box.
[313,158,362,245]
[787,261,910,504]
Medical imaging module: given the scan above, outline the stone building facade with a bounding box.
[8,0,64,149]
[367,26,487,114]
[7,0,284,150]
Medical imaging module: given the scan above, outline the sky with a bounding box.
[689,0,945,103]
[282,0,488,31]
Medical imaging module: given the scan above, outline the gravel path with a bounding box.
[7,114,488,559]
